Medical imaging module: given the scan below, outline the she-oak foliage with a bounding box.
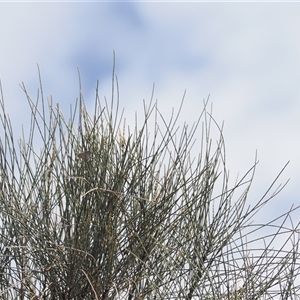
[0,66,299,299]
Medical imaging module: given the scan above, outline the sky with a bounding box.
[0,2,299,227]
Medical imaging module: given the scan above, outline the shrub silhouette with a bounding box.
[0,66,299,299]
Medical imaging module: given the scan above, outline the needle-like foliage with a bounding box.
[0,65,299,300]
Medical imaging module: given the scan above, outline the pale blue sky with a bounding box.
[0,2,299,222]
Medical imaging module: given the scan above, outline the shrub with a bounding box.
[0,66,299,299]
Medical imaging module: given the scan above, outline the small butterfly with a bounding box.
[77,151,91,161]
